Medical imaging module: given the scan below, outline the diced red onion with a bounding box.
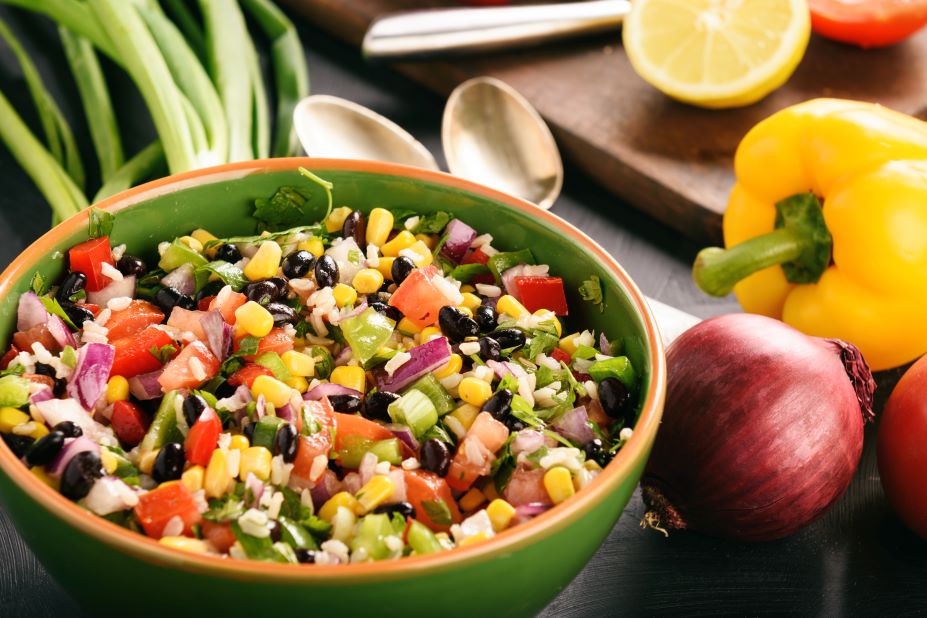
[48,436,99,476]
[359,452,378,486]
[36,398,95,437]
[342,472,362,495]
[199,310,231,360]
[82,476,139,515]
[331,302,368,325]
[511,430,546,455]
[245,472,265,507]
[128,370,164,400]
[17,292,48,332]
[29,387,53,406]
[161,263,196,296]
[551,406,595,446]
[373,337,451,392]
[66,343,114,410]
[308,468,341,507]
[276,404,294,423]
[254,394,267,420]
[387,424,419,452]
[599,333,613,356]
[46,314,76,350]
[86,275,136,307]
[440,219,477,263]
[334,346,353,366]
[304,383,362,401]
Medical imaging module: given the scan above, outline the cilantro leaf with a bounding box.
[388,208,418,229]
[148,344,178,364]
[88,206,114,239]
[525,331,558,361]
[30,271,48,295]
[413,211,452,234]
[254,186,310,231]
[0,364,24,377]
[491,433,516,493]
[195,261,248,291]
[421,499,453,526]
[38,296,78,330]
[309,346,334,380]
[218,336,262,378]
[204,497,245,522]
[578,276,604,313]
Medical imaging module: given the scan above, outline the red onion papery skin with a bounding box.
[641,313,875,542]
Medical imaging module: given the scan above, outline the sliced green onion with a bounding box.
[93,141,165,203]
[160,0,206,63]
[245,32,270,159]
[0,0,116,58]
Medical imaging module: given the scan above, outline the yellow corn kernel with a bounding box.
[239,446,273,481]
[533,309,562,337]
[159,536,211,554]
[458,306,473,319]
[297,237,325,257]
[0,407,30,433]
[100,448,118,475]
[31,465,58,489]
[319,491,361,522]
[558,332,582,355]
[287,376,309,394]
[244,241,283,282]
[281,350,314,377]
[584,459,603,472]
[179,235,204,254]
[460,284,476,294]
[330,366,366,394]
[459,293,481,312]
[251,374,295,408]
[106,375,130,403]
[459,377,492,407]
[486,499,517,532]
[543,466,575,505]
[356,475,395,514]
[366,208,394,247]
[191,228,218,252]
[433,354,463,379]
[404,240,433,267]
[332,284,357,308]
[234,301,274,338]
[376,257,396,280]
[497,295,529,319]
[459,488,486,512]
[12,421,49,440]
[229,435,250,451]
[459,531,491,547]
[415,233,437,249]
[326,207,353,233]
[352,268,384,295]
[139,449,160,475]
[397,317,421,335]
[449,403,480,432]
[204,449,231,499]
[381,230,416,257]
[182,465,205,493]
[419,326,442,344]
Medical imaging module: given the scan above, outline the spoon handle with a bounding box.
[362,0,630,61]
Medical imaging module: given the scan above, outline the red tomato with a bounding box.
[809,0,927,48]
[389,266,454,329]
[332,412,394,450]
[110,326,176,378]
[0,346,19,370]
[197,296,216,312]
[467,412,509,452]
[460,248,495,285]
[80,303,100,316]
[403,469,462,533]
[878,354,927,539]
[209,290,247,324]
[233,327,293,360]
[134,483,202,539]
[68,237,114,292]
[446,435,494,492]
[185,407,222,467]
[291,398,336,482]
[110,400,149,447]
[13,324,60,354]
[201,521,237,553]
[549,347,571,366]
[503,468,552,507]
[165,307,208,341]
[105,300,164,341]
[158,341,220,391]
[227,364,273,388]
[514,276,569,316]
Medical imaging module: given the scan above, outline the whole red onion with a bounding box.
[642,313,875,541]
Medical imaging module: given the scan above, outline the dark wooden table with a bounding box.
[0,7,923,617]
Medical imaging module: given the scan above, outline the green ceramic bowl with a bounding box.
[0,159,665,617]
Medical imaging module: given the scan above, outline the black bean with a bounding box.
[266,302,297,327]
[478,336,502,362]
[55,271,86,305]
[53,378,68,398]
[383,305,403,323]
[244,280,280,305]
[364,391,400,422]
[182,394,208,427]
[599,377,633,423]
[282,250,315,279]
[583,438,612,468]
[374,501,416,519]
[481,389,513,422]
[505,418,527,432]
[314,255,339,289]
[62,303,95,329]
[195,280,224,302]
[215,381,237,400]
[152,442,185,483]
[267,519,282,543]
[328,395,363,414]
[25,431,65,466]
[154,286,195,313]
[273,423,298,463]
[438,306,480,343]
[267,277,289,298]
[295,548,316,564]
[420,439,451,477]
[243,422,255,444]
[215,243,242,263]
[54,421,82,438]
[116,255,147,278]
[391,256,415,284]
[492,328,526,350]
[2,434,34,458]
[60,451,103,500]
[34,362,55,378]
[342,211,366,248]
[475,305,498,333]
[368,300,389,314]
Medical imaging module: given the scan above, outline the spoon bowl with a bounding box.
[443,76,563,210]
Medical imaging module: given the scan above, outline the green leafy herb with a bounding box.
[218,335,261,378]
[388,208,417,229]
[195,261,248,291]
[135,268,166,300]
[294,319,312,340]
[30,271,48,295]
[148,343,178,364]
[88,206,114,238]
[253,186,310,231]
[203,496,245,523]
[0,364,24,377]
[230,521,295,563]
[413,211,452,234]
[38,296,77,330]
[578,275,604,313]
[448,263,491,283]
[309,346,334,380]
[543,429,576,449]
[298,167,334,222]
[421,421,455,446]
[559,361,587,399]
[491,433,516,492]
[510,395,544,430]
[421,499,453,526]
[496,373,519,394]
[206,225,321,250]
[525,331,558,361]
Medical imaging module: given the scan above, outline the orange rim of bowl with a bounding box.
[0,158,666,583]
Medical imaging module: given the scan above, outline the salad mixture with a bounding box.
[0,174,639,564]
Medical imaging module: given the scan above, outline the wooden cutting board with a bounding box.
[281,0,927,243]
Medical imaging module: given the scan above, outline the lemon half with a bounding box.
[623,0,811,109]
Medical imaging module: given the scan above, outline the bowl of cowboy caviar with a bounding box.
[0,160,665,617]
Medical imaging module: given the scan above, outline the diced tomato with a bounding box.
[13,323,61,354]
[158,341,220,391]
[514,276,569,316]
[549,347,572,366]
[166,307,208,342]
[197,296,216,312]
[233,327,293,360]
[446,436,494,492]
[185,407,222,467]
[105,300,164,340]
[110,400,150,447]
[209,290,247,324]
[503,467,552,507]
[68,237,114,292]
[333,412,394,450]
[467,412,509,453]
[79,303,100,316]
[110,326,176,378]
[389,266,455,329]
[0,346,20,370]
[201,521,237,553]
[134,483,202,539]
[291,399,336,482]
[460,248,495,285]
[227,364,273,388]
[403,469,461,533]
[586,399,611,432]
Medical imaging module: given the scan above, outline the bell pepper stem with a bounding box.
[692,228,805,297]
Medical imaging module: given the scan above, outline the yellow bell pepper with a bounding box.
[694,99,927,371]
